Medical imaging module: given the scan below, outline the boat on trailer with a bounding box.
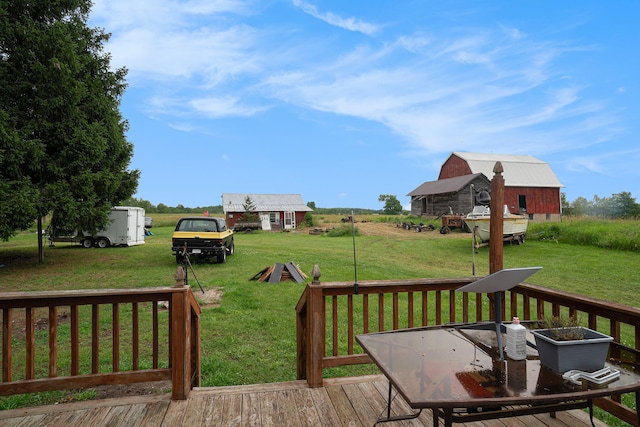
[465,205,528,244]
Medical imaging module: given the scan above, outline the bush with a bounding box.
[302,213,316,228]
[327,225,359,237]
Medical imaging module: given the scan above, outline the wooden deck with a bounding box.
[0,375,608,426]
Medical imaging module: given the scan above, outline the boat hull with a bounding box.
[467,217,528,242]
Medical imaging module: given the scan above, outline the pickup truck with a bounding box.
[171,217,234,264]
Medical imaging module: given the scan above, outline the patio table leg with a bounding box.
[373,380,422,426]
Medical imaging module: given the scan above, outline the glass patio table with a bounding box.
[356,324,640,427]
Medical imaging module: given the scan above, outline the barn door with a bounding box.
[284,211,295,229]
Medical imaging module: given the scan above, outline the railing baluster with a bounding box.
[362,294,369,334]
[421,291,428,326]
[408,292,414,328]
[510,292,518,319]
[26,307,35,379]
[48,306,57,378]
[462,292,469,323]
[92,304,100,374]
[71,305,79,376]
[522,295,531,320]
[132,302,139,370]
[153,301,159,369]
[435,290,442,325]
[611,320,621,343]
[537,299,545,320]
[449,290,456,323]
[3,308,12,382]
[347,295,353,355]
[588,313,598,330]
[475,293,482,322]
[392,293,399,330]
[112,304,120,372]
[332,296,338,357]
[378,294,384,332]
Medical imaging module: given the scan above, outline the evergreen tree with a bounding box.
[0,0,139,243]
[242,196,258,221]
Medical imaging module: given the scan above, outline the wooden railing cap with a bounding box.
[312,265,321,284]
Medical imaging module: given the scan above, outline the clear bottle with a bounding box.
[505,317,527,360]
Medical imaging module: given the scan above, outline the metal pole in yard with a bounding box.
[470,184,476,276]
[351,211,358,295]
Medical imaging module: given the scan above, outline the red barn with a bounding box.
[438,152,563,221]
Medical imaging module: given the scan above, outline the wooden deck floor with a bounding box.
[0,375,609,426]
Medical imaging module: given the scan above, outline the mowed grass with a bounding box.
[1,214,640,423]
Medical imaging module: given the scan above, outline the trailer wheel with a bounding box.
[97,237,110,248]
[82,237,94,248]
[216,249,227,264]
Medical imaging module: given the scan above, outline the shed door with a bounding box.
[284,211,295,229]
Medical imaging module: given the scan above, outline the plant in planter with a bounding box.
[536,315,586,341]
[531,316,613,373]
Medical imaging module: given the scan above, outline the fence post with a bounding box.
[307,265,325,387]
[171,285,191,400]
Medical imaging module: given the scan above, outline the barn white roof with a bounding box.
[222,193,313,213]
[448,152,564,188]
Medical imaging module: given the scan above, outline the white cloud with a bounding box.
[292,0,380,35]
[190,96,268,118]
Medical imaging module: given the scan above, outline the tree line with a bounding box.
[127,191,640,219]
[562,192,640,218]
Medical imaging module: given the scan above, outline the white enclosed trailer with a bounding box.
[88,206,146,248]
[48,206,146,248]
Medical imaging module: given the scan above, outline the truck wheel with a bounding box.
[82,237,94,248]
[228,241,235,256]
[216,249,227,264]
[97,237,110,248]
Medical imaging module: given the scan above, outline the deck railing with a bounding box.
[0,285,200,400]
[296,265,640,426]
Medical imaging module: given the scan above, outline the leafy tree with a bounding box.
[307,201,316,209]
[378,194,403,215]
[0,1,139,245]
[571,197,590,217]
[611,192,639,218]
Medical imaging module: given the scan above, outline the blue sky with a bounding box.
[89,1,639,210]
